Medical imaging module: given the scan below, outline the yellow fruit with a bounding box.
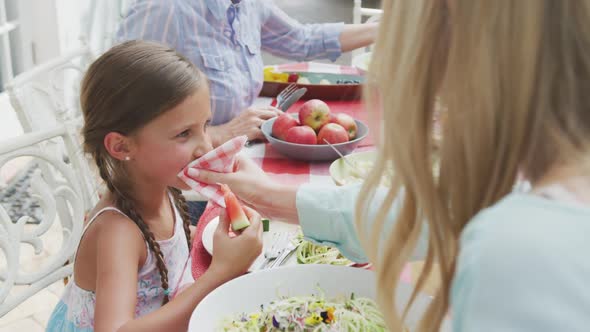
[263,68,290,82]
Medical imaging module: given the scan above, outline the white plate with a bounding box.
[189,264,446,331]
[329,150,377,186]
[201,217,300,271]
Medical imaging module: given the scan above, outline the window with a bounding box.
[0,0,33,91]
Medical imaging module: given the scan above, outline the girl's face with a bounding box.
[129,86,213,190]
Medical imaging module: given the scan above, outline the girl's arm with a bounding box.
[93,209,262,332]
[117,266,233,332]
[93,214,146,332]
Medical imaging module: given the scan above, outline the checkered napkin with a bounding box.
[177,135,247,207]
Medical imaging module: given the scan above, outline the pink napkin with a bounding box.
[178,135,247,207]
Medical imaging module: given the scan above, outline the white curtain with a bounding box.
[54,0,132,55]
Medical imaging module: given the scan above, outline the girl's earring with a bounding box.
[124,156,131,161]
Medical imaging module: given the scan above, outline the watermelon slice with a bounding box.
[220,184,250,231]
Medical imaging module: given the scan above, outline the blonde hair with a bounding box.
[357,1,590,331]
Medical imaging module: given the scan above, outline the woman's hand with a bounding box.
[186,155,300,222]
[208,207,263,280]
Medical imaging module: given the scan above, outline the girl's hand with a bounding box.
[209,206,263,280]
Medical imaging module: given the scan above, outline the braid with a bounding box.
[169,187,192,251]
[94,153,171,305]
[115,195,171,305]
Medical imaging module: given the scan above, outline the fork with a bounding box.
[268,240,297,269]
[264,232,289,259]
[275,83,298,110]
[252,232,289,271]
[245,83,299,147]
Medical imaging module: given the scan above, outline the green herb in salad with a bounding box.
[262,218,270,232]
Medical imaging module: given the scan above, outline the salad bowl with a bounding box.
[188,265,441,331]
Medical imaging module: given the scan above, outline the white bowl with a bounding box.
[188,264,437,331]
[329,150,377,185]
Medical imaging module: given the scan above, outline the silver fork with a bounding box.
[252,232,289,271]
[264,232,289,259]
[275,83,298,110]
[268,240,297,269]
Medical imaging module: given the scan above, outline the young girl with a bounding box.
[46,40,263,332]
[188,1,590,331]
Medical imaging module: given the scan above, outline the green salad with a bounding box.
[219,291,387,332]
[294,233,355,266]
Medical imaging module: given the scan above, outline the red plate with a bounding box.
[260,72,364,101]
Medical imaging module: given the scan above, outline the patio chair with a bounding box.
[3,42,99,211]
[0,123,87,317]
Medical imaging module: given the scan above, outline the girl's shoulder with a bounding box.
[73,203,147,292]
[82,202,147,265]
[90,209,144,242]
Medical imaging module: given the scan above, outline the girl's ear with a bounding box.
[104,132,134,161]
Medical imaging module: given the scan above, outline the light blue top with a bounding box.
[116,0,344,125]
[297,183,590,331]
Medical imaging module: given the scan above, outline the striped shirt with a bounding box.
[116,0,344,125]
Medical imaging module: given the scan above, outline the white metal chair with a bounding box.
[4,42,99,211]
[0,123,87,316]
[5,43,94,133]
[352,0,383,64]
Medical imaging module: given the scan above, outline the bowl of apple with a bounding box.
[261,99,369,161]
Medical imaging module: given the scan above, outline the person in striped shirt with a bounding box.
[116,0,377,147]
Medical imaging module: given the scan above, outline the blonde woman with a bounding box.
[187,0,590,331]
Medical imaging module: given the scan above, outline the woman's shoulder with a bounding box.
[452,194,590,330]
[462,192,590,249]
[456,192,590,294]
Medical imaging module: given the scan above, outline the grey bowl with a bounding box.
[261,115,369,161]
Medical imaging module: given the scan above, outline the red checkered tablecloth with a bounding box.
[191,63,375,279]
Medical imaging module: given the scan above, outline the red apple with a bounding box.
[328,113,338,124]
[285,126,317,145]
[272,113,299,140]
[298,99,331,131]
[331,113,358,140]
[317,123,349,144]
